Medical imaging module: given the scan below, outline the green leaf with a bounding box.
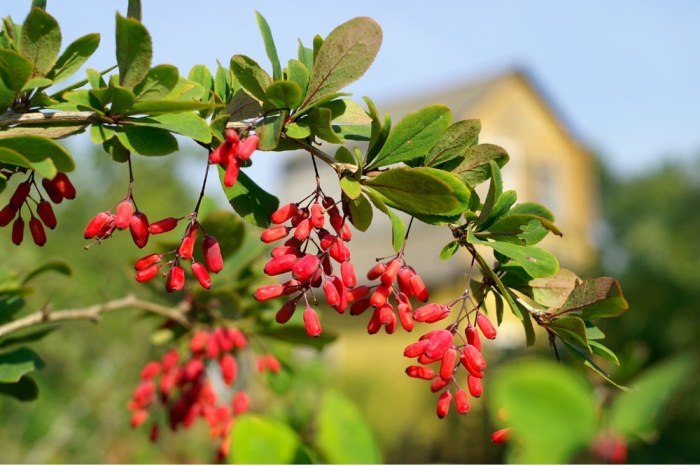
[363,167,470,217]
[0,347,45,383]
[21,76,52,91]
[297,40,313,71]
[450,143,510,186]
[108,85,136,115]
[115,126,178,156]
[0,327,56,350]
[556,277,629,320]
[368,105,452,169]
[286,59,309,100]
[488,359,597,463]
[0,49,33,92]
[222,169,279,228]
[127,112,212,143]
[22,260,71,285]
[47,33,100,84]
[439,241,460,260]
[230,54,271,102]
[0,80,14,110]
[425,119,480,166]
[477,160,503,227]
[589,340,620,366]
[334,146,354,164]
[363,96,391,164]
[229,415,303,464]
[0,135,75,175]
[316,390,381,463]
[480,189,517,230]
[259,325,337,351]
[228,88,263,123]
[529,268,580,308]
[127,99,217,115]
[549,316,590,352]
[284,122,311,140]
[610,355,695,437]
[0,375,39,401]
[340,176,362,200]
[115,13,152,89]
[347,193,373,232]
[132,64,179,100]
[299,106,343,144]
[510,201,555,221]
[255,12,281,81]
[364,188,405,251]
[265,80,302,109]
[103,136,130,162]
[188,64,214,95]
[19,7,61,76]
[329,99,372,141]
[468,228,558,279]
[165,76,207,101]
[213,60,232,101]
[300,17,382,112]
[487,213,561,242]
[257,112,287,151]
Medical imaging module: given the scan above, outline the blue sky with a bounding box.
[5,1,700,180]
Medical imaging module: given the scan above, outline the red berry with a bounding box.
[114,199,133,230]
[260,225,289,243]
[349,297,371,316]
[232,392,250,415]
[436,390,452,419]
[461,344,486,374]
[223,157,240,187]
[0,203,17,227]
[406,365,436,380]
[136,264,160,283]
[414,303,445,323]
[381,259,401,287]
[9,182,31,208]
[323,280,341,307]
[224,128,240,144]
[201,235,223,273]
[292,254,320,282]
[237,134,259,161]
[310,202,325,229]
[11,216,24,245]
[424,329,454,360]
[52,172,76,199]
[491,428,511,444]
[149,217,179,235]
[140,362,162,379]
[270,203,298,225]
[42,177,63,204]
[276,300,297,324]
[303,307,322,337]
[340,261,357,287]
[29,217,46,246]
[397,266,416,297]
[130,409,149,428]
[439,348,457,381]
[135,253,162,271]
[476,313,497,339]
[329,239,350,262]
[465,324,482,351]
[467,374,483,397]
[397,297,414,332]
[192,262,212,289]
[410,274,429,302]
[404,340,429,358]
[219,353,238,385]
[264,254,298,276]
[293,218,312,241]
[149,424,160,442]
[165,265,185,292]
[346,284,369,302]
[37,200,57,229]
[190,331,210,352]
[431,377,450,393]
[455,388,471,414]
[129,211,150,248]
[366,262,386,280]
[254,284,284,301]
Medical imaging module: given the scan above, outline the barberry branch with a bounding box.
[0,111,99,128]
[0,294,190,339]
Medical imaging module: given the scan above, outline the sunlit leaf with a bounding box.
[19,7,61,76]
[115,13,152,89]
[222,169,279,228]
[47,32,100,84]
[425,119,480,166]
[255,12,281,81]
[229,415,302,464]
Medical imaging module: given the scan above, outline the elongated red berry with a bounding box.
[397,267,416,297]
[462,344,486,373]
[292,254,320,282]
[224,128,240,144]
[166,265,185,292]
[254,284,284,301]
[136,264,160,282]
[0,203,17,227]
[303,307,322,337]
[310,203,324,228]
[223,157,240,187]
[219,353,237,385]
[346,284,369,302]
[367,262,386,280]
[414,303,443,323]
[436,390,452,419]
[52,172,76,199]
[84,212,109,239]
[42,177,63,204]
[439,348,457,381]
[467,374,483,397]
[350,297,371,316]
[261,225,289,243]
[12,216,24,245]
[369,284,390,308]
[491,428,511,444]
[477,313,497,339]
[406,365,436,380]
[29,217,46,246]
[149,217,179,235]
[381,259,401,287]
[264,254,298,276]
[36,200,57,229]
[114,199,133,229]
[455,388,471,414]
[323,280,341,307]
[293,218,311,241]
[424,329,454,360]
[397,296,414,332]
[276,300,297,324]
[237,134,259,161]
[179,236,195,260]
[201,235,223,273]
[466,324,482,351]
[9,182,31,208]
[129,212,149,248]
[340,260,357,287]
[271,203,298,224]
[130,410,149,428]
[410,274,429,302]
[329,214,351,241]
[232,392,250,415]
[135,253,162,270]
[192,262,212,289]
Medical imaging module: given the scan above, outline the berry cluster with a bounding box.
[133,218,224,292]
[84,195,149,247]
[254,194,357,338]
[353,257,430,334]
[128,327,262,463]
[0,171,76,246]
[403,309,497,418]
[208,128,259,188]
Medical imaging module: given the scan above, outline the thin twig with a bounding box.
[0,294,190,339]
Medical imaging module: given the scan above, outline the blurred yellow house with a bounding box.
[283,68,600,285]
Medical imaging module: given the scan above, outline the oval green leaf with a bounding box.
[230,415,302,464]
[115,13,152,89]
[47,32,100,84]
[19,7,61,76]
